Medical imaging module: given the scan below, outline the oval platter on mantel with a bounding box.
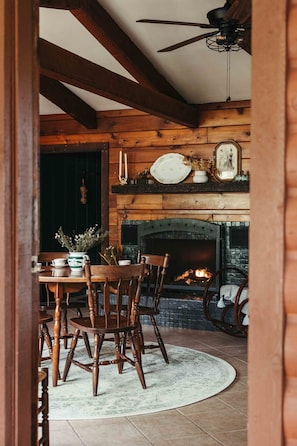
[150,153,191,184]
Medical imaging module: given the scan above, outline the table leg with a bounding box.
[52,283,63,386]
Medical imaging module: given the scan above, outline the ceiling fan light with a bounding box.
[216,35,227,45]
[206,33,243,52]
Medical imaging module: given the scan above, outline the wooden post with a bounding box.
[249,0,286,444]
[0,0,39,444]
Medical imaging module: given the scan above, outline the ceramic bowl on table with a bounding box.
[118,259,131,266]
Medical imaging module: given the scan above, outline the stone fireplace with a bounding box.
[121,218,249,330]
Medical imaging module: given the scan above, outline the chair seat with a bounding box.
[70,316,138,334]
[108,303,159,316]
[39,310,53,324]
[138,306,160,316]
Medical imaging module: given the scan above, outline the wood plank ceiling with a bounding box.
[39,0,251,129]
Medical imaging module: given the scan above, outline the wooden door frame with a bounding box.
[0,0,39,444]
[248,0,286,444]
[0,0,290,444]
[40,142,109,243]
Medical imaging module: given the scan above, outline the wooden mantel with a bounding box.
[112,181,249,194]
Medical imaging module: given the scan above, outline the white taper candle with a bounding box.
[119,150,122,177]
[124,153,128,179]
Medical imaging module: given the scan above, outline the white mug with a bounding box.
[52,268,65,277]
[52,258,67,267]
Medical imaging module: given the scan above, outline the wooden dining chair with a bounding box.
[62,260,147,396]
[39,309,53,365]
[38,251,89,352]
[37,368,49,446]
[136,252,170,363]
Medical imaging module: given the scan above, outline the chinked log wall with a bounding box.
[39,100,251,248]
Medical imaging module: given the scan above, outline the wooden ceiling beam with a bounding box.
[39,38,199,128]
[39,0,80,9]
[40,75,98,129]
[71,0,184,100]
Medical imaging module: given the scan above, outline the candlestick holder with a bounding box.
[118,176,128,185]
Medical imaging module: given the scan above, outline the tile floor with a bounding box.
[49,326,247,446]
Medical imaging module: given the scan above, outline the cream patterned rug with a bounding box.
[46,342,236,420]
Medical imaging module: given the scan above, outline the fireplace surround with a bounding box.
[121,218,249,330]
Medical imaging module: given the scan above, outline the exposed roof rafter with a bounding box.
[40,0,80,9]
[40,74,98,129]
[39,0,223,127]
[70,0,184,100]
[39,38,199,127]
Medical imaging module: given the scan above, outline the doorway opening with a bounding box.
[40,143,109,263]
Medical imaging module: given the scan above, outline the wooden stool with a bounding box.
[37,368,49,446]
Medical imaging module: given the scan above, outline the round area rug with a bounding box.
[47,342,236,420]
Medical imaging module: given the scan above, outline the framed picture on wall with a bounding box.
[214,140,241,182]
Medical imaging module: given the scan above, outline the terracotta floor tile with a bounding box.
[213,429,248,446]
[188,407,247,435]
[69,418,152,446]
[128,411,205,442]
[153,434,222,445]
[49,420,84,445]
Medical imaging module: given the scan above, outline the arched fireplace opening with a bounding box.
[137,219,221,291]
[122,218,248,295]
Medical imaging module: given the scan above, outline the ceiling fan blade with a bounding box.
[158,31,218,53]
[238,28,251,54]
[224,0,251,24]
[137,19,215,29]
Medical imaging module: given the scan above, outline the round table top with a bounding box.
[38,266,87,283]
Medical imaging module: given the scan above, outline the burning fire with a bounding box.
[195,268,212,279]
[175,268,212,285]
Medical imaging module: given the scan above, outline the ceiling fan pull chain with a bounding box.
[226,50,231,102]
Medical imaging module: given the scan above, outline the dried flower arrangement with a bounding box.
[136,167,151,179]
[55,225,108,252]
[99,245,119,265]
[183,155,214,173]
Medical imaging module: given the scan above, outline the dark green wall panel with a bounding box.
[40,152,102,263]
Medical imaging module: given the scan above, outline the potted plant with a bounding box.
[55,225,108,271]
[183,155,214,183]
[136,168,154,184]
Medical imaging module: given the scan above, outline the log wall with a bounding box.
[40,100,251,248]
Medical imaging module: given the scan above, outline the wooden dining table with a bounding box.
[38,266,88,386]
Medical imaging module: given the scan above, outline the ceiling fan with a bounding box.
[137,0,251,54]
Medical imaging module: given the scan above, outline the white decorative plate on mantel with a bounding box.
[150,153,191,184]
